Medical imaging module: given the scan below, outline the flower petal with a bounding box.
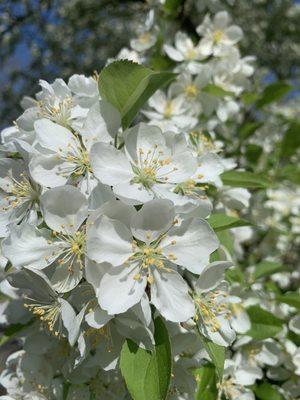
[90,142,132,185]
[151,269,194,322]
[87,215,132,266]
[34,119,74,152]
[2,224,57,269]
[40,186,88,234]
[131,199,175,243]
[161,218,219,273]
[99,264,147,314]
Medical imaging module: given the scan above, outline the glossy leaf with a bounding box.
[246,305,284,340]
[208,213,252,232]
[120,316,172,400]
[98,60,176,129]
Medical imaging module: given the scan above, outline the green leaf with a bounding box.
[241,91,260,105]
[256,82,292,108]
[163,0,183,16]
[98,60,176,129]
[246,305,284,340]
[255,382,284,400]
[199,335,225,380]
[253,261,284,280]
[202,84,233,97]
[208,213,252,232]
[245,144,263,165]
[120,316,172,400]
[238,121,263,140]
[278,164,300,185]
[281,121,300,158]
[195,365,218,400]
[221,170,271,189]
[0,320,33,347]
[276,292,300,309]
[216,230,234,255]
[226,267,244,284]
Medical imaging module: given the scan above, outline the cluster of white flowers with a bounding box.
[0,7,299,400]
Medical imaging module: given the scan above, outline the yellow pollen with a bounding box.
[164,101,174,118]
[213,30,224,43]
[185,84,198,97]
[186,48,197,60]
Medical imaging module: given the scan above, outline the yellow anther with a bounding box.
[133,273,141,281]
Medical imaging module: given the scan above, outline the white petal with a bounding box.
[85,305,113,329]
[124,122,166,164]
[161,218,219,273]
[29,155,70,187]
[151,269,194,322]
[92,198,137,228]
[99,264,146,314]
[113,180,154,205]
[199,315,236,346]
[2,224,57,269]
[85,258,111,296]
[213,11,230,30]
[68,74,98,97]
[88,182,115,210]
[225,26,243,44]
[148,91,167,113]
[90,142,132,185]
[233,365,263,385]
[131,199,175,243]
[87,215,132,266]
[164,44,184,62]
[50,260,83,293]
[195,261,232,292]
[34,119,74,152]
[41,186,88,234]
[158,151,197,183]
[195,153,225,186]
[80,100,121,147]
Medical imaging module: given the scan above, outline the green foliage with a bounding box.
[195,364,218,400]
[246,305,284,340]
[280,121,300,158]
[208,213,252,232]
[199,335,225,380]
[98,60,176,129]
[253,261,285,280]
[0,320,33,347]
[221,170,271,189]
[120,316,172,400]
[255,382,284,400]
[238,121,263,140]
[256,82,292,108]
[276,292,300,309]
[202,84,234,97]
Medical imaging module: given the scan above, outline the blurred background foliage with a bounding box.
[0,0,299,129]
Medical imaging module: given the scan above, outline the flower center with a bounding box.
[51,229,86,272]
[56,135,92,178]
[163,101,174,118]
[38,96,73,127]
[174,180,208,200]
[217,379,241,400]
[132,146,175,189]
[185,48,197,60]
[138,32,151,44]
[1,174,38,212]
[213,30,224,44]
[24,300,61,337]
[126,235,178,284]
[185,84,198,98]
[194,291,231,333]
[189,131,219,155]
